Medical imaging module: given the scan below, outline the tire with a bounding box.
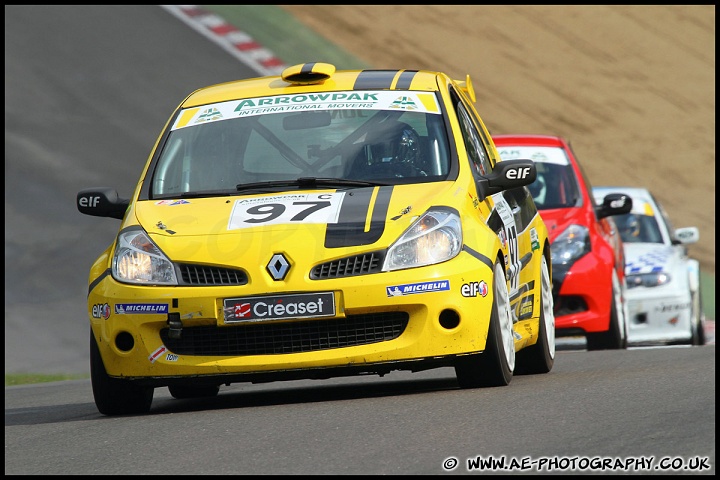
[455,259,514,388]
[90,331,153,416]
[515,254,555,375]
[690,285,706,346]
[169,385,220,399]
[586,268,628,351]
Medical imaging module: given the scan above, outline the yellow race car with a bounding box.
[77,62,554,415]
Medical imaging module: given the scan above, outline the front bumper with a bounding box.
[625,287,693,344]
[551,253,613,335]
[88,250,503,383]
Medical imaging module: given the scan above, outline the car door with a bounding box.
[451,88,537,322]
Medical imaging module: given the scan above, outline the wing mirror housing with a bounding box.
[477,159,536,198]
[77,188,129,220]
[595,193,632,219]
[673,226,699,245]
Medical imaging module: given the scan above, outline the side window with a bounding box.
[566,143,591,209]
[453,97,492,177]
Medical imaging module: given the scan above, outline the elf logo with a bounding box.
[78,195,101,208]
[92,303,111,319]
[505,166,532,180]
[461,281,488,297]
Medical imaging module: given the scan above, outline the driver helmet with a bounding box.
[620,214,641,239]
[366,121,420,166]
[528,175,547,203]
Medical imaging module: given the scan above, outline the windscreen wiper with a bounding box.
[177,190,239,199]
[296,177,389,188]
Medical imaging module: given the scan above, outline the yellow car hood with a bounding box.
[133,182,464,265]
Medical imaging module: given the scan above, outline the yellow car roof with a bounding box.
[181,62,475,107]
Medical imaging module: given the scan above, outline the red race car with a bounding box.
[493,135,632,350]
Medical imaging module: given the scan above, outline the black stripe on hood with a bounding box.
[325,186,393,248]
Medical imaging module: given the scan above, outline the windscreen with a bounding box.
[151,91,451,196]
[495,145,581,209]
[613,197,664,244]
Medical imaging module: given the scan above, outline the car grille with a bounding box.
[178,264,248,286]
[160,312,408,356]
[310,251,385,279]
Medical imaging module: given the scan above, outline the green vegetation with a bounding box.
[203,5,371,70]
[5,373,88,386]
[700,270,715,320]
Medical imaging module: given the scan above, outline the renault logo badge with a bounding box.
[267,253,290,281]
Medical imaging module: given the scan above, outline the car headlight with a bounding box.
[626,272,671,289]
[550,224,590,266]
[113,228,178,285]
[383,208,462,271]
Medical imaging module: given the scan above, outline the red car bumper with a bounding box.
[553,252,613,334]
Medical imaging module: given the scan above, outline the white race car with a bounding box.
[593,186,705,346]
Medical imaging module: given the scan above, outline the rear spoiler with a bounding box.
[456,74,476,103]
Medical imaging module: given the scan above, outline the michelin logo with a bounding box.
[387,280,450,297]
[115,303,169,314]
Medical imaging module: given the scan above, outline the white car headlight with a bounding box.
[550,224,590,266]
[383,208,462,272]
[113,229,178,285]
[626,272,671,289]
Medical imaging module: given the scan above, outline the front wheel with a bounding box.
[690,284,706,346]
[455,259,514,388]
[515,253,555,375]
[90,331,153,416]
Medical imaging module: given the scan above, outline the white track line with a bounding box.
[160,5,287,77]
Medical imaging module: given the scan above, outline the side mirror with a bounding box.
[673,226,699,245]
[595,193,632,219]
[77,188,129,220]
[477,159,536,197]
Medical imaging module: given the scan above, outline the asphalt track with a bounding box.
[4,8,715,475]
